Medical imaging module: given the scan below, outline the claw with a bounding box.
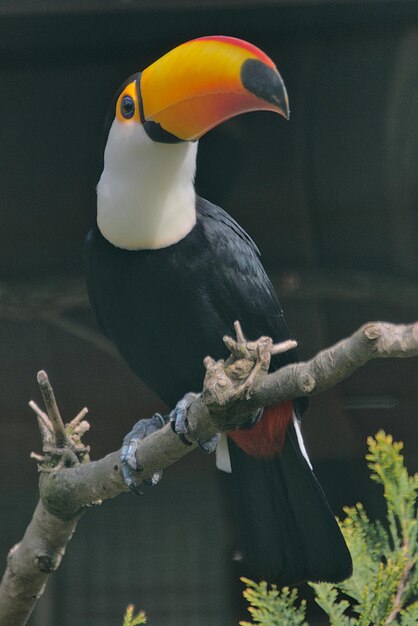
[169,393,220,453]
[143,469,163,487]
[172,397,189,434]
[120,413,167,495]
[198,433,221,454]
[169,392,199,446]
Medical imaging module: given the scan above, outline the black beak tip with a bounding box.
[283,100,290,121]
[241,58,289,118]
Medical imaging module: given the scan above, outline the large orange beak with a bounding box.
[137,36,289,142]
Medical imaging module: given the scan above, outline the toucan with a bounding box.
[85,35,352,585]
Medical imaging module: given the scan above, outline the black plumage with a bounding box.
[86,196,300,405]
[85,195,352,584]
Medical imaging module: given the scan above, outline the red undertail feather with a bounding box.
[228,401,293,458]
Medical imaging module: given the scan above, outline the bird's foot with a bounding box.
[170,392,220,453]
[169,392,198,444]
[198,432,221,454]
[120,413,167,495]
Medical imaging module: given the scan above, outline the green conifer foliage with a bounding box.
[122,604,147,626]
[239,578,308,626]
[240,431,417,626]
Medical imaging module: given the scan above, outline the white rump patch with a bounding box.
[293,412,313,469]
[216,433,232,473]
[215,415,312,473]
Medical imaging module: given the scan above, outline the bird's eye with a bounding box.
[120,95,135,119]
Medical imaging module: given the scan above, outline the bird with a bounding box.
[85,35,352,586]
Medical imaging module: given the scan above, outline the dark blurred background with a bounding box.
[0,1,417,625]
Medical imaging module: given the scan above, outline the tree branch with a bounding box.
[0,503,80,626]
[0,320,417,625]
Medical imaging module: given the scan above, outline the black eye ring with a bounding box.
[120,95,135,119]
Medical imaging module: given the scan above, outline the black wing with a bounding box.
[196,197,300,372]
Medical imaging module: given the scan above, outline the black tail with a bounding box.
[228,423,352,585]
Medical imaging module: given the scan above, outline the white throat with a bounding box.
[97,121,198,250]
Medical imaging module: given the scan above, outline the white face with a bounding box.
[97,121,198,250]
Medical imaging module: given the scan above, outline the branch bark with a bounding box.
[0,320,417,625]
